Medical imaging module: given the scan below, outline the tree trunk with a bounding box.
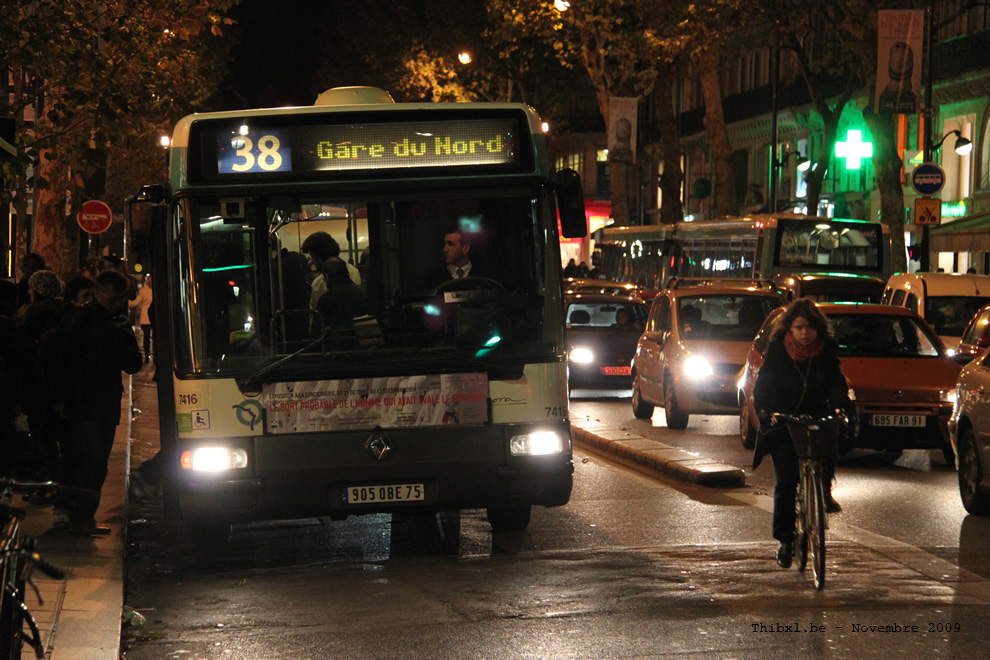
[863,109,907,274]
[654,67,684,225]
[697,50,736,218]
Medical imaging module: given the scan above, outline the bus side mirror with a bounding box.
[556,169,586,239]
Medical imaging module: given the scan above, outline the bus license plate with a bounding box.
[600,366,631,376]
[872,414,926,428]
[342,484,425,505]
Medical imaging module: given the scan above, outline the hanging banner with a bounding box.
[875,10,924,114]
[607,97,638,164]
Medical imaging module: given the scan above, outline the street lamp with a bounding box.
[457,52,472,65]
[770,149,810,212]
[934,129,973,156]
[777,149,810,171]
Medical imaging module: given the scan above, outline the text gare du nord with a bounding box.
[315,134,510,161]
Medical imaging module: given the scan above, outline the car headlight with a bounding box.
[181,447,249,472]
[510,431,567,456]
[570,347,594,364]
[940,389,957,404]
[683,355,714,380]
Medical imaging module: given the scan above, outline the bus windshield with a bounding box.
[774,218,884,273]
[173,189,558,378]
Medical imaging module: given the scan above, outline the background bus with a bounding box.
[131,86,585,541]
[594,214,891,296]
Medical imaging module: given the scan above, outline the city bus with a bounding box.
[129,86,586,542]
[594,214,892,295]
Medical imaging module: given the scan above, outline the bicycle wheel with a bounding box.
[795,470,809,572]
[808,469,827,590]
[0,557,25,660]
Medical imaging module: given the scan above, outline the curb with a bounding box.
[571,417,746,488]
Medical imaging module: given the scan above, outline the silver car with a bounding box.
[949,350,990,515]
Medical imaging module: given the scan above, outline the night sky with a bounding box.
[220,0,331,110]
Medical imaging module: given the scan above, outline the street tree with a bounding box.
[488,0,662,225]
[776,0,908,273]
[0,0,237,278]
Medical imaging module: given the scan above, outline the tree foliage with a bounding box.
[0,0,238,276]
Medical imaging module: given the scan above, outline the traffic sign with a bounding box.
[77,199,113,234]
[914,197,942,226]
[911,162,945,197]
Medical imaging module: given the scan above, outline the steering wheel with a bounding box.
[433,276,506,296]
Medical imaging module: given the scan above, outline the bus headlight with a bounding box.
[570,347,595,364]
[181,447,249,472]
[940,389,957,404]
[510,431,566,456]
[683,355,714,380]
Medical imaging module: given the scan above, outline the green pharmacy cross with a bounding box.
[834,129,873,170]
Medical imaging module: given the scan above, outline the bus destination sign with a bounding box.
[213,118,519,176]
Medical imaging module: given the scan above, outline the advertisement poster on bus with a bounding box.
[263,373,488,433]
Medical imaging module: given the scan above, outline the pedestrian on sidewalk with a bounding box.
[129,275,154,363]
[19,270,67,484]
[47,270,143,535]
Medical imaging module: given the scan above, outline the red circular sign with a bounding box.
[77,200,113,234]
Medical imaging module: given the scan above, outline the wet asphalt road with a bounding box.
[121,384,990,658]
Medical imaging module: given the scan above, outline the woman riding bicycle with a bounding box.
[753,298,851,568]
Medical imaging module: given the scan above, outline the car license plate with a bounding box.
[871,414,926,428]
[600,366,632,376]
[342,484,425,505]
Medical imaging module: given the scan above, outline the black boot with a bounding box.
[776,541,793,568]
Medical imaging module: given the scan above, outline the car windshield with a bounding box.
[831,314,942,357]
[925,296,990,337]
[677,294,781,341]
[566,300,647,330]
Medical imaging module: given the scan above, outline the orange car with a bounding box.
[738,303,968,464]
[631,279,785,428]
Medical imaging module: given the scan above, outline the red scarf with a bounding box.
[784,332,824,361]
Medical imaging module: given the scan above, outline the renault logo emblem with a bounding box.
[367,432,392,461]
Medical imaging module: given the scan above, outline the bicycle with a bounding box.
[771,412,846,590]
[1,479,66,660]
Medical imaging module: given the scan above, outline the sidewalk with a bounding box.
[15,364,157,659]
[17,369,742,659]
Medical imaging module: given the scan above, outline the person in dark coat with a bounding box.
[47,270,143,535]
[19,270,67,483]
[752,297,851,568]
[315,257,367,345]
[0,279,30,477]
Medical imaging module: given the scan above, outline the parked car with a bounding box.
[738,303,967,465]
[881,272,990,351]
[565,293,649,392]
[772,272,884,303]
[955,302,990,360]
[949,350,990,515]
[631,279,785,428]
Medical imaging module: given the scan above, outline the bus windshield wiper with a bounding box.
[238,328,337,390]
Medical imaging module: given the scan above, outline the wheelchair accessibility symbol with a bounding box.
[191,410,211,430]
[233,400,263,430]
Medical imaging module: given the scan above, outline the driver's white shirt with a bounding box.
[447,261,473,279]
